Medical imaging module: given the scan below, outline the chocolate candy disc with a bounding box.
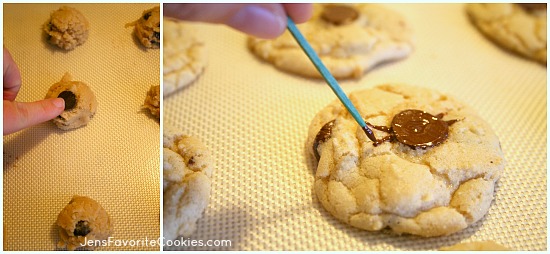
[321,5,359,25]
[391,110,450,149]
[57,90,77,110]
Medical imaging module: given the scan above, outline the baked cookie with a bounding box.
[45,73,98,130]
[125,6,160,49]
[163,19,208,97]
[56,196,112,251]
[143,85,160,119]
[466,3,547,64]
[163,126,214,240]
[306,84,505,237]
[248,4,413,79]
[440,241,511,251]
[44,6,89,50]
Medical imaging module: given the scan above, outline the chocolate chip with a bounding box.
[321,5,359,25]
[313,120,335,161]
[73,220,91,237]
[143,12,152,20]
[153,31,160,40]
[57,91,76,111]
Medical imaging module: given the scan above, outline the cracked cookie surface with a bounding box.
[163,126,214,241]
[466,3,547,64]
[306,84,505,237]
[248,4,413,79]
[163,19,208,97]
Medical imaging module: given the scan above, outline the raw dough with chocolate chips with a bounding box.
[466,3,547,64]
[440,241,511,251]
[248,4,413,79]
[306,84,505,237]
[126,6,160,49]
[163,19,208,97]
[163,126,214,240]
[143,85,160,119]
[43,6,89,50]
[45,73,98,130]
[56,196,112,251]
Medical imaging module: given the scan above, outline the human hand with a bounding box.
[163,3,313,39]
[3,47,65,135]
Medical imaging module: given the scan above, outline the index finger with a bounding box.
[3,47,22,101]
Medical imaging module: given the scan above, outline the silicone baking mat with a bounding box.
[3,3,160,251]
[163,4,546,251]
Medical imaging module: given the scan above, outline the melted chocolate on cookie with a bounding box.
[321,5,359,25]
[313,120,335,160]
[368,109,459,149]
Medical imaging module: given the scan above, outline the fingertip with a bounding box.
[227,5,285,39]
[284,3,314,24]
[52,98,65,110]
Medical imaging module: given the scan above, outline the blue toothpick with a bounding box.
[286,17,376,142]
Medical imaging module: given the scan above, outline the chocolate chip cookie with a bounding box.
[248,4,414,79]
[45,73,98,130]
[44,6,89,50]
[306,84,505,237]
[163,126,214,240]
[126,6,160,49]
[56,196,112,250]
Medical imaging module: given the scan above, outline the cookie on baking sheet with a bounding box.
[143,85,160,119]
[56,196,112,251]
[248,4,413,79]
[163,126,214,240]
[44,6,89,50]
[163,19,208,97]
[466,3,546,64]
[306,84,505,237]
[45,73,98,130]
[125,6,160,49]
[440,241,511,251]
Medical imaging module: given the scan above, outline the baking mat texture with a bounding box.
[163,4,546,251]
[3,3,160,251]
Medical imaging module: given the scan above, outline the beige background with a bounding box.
[163,4,546,250]
[3,3,160,251]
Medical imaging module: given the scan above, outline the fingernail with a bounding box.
[52,98,65,108]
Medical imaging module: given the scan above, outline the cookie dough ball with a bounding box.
[248,4,413,79]
[163,19,208,97]
[45,73,98,130]
[163,126,214,240]
[307,84,505,237]
[144,85,160,119]
[466,3,547,64]
[44,6,89,50]
[440,241,511,251]
[56,196,112,251]
[126,6,160,49]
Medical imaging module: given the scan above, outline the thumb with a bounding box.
[3,98,65,135]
